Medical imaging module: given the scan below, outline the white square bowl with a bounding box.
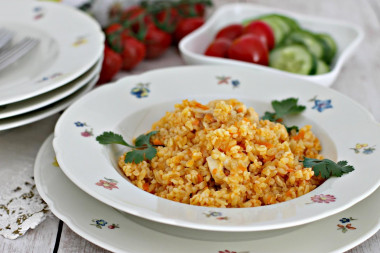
[179,3,364,87]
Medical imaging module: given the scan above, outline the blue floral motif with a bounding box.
[131,83,150,98]
[312,99,333,112]
[363,147,376,154]
[350,144,376,154]
[231,80,240,88]
[203,211,228,220]
[91,219,108,229]
[74,121,86,127]
[96,219,107,226]
[340,218,351,223]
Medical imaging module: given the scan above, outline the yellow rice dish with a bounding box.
[119,99,325,208]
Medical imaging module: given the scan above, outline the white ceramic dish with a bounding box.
[0,0,104,105]
[53,65,380,232]
[179,3,364,87]
[37,134,380,253]
[0,57,102,119]
[0,73,98,131]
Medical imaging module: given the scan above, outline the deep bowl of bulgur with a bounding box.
[53,65,380,231]
[119,98,325,208]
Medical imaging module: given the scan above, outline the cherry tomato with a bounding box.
[215,24,244,41]
[177,3,206,17]
[144,24,172,59]
[204,38,232,58]
[105,23,131,53]
[173,17,204,44]
[243,20,275,50]
[120,35,146,70]
[121,5,153,34]
[98,45,122,84]
[155,7,182,33]
[227,34,268,65]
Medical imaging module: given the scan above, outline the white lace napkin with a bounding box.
[0,167,49,239]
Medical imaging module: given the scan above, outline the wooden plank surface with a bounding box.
[1,0,379,252]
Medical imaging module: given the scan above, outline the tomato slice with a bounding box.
[227,34,269,65]
[243,20,275,50]
[204,38,232,58]
[215,24,244,41]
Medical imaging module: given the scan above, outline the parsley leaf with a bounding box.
[96,131,159,164]
[135,130,158,147]
[303,157,355,179]
[262,97,306,121]
[261,98,306,133]
[96,131,134,148]
[285,125,299,133]
[271,98,306,119]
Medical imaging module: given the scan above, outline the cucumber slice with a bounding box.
[259,18,286,46]
[272,14,300,31]
[260,16,292,35]
[317,33,337,63]
[282,30,326,60]
[269,44,316,75]
[315,59,330,75]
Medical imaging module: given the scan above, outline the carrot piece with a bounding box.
[238,165,246,172]
[257,141,273,148]
[143,183,149,191]
[192,119,200,126]
[212,168,217,175]
[197,174,203,183]
[205,114,213,121]
[152,139,163,145]
[194,102,209,110]
[237,107,244,113]
[292,131,305,141]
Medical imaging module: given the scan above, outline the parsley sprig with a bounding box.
[303,157,355,179]
[96,131,158,164]
[262,98,306,132]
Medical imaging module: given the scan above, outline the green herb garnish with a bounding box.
[262,97,306,121]
[262,97,306,133]
[96,131,158,164]
[303,157,355,179]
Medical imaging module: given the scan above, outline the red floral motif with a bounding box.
[81,129,93,137]
[337,223,356,233]
[95,178,119,190]
[310,194,336,203]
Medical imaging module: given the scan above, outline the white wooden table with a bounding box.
[1,0,379,252]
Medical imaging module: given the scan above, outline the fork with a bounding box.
[0,28,14,51]
[0,37,39,71]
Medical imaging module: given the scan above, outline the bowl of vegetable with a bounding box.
[179,3,364,87]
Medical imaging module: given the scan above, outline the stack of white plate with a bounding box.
[0,0,104,131]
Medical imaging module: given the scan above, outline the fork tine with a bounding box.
[0,28,14,50]
[0,37,39,71]
[0,38,33,62]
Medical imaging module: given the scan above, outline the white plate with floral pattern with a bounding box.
[53,65,380,232]
[0,57,102,119]
[0,0,104,105]
[0,73,98,131]
[37,134,380,253]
